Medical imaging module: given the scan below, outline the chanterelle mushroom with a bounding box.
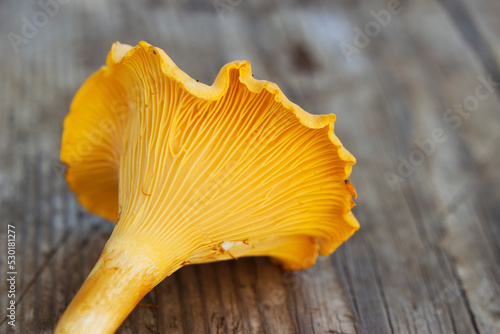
[56,41,359,333]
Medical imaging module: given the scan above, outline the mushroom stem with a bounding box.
[54,235,163,334]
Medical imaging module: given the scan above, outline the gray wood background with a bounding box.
[1,0,499,333]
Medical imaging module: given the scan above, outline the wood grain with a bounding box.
[1,0,499,333]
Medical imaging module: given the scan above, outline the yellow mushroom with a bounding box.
[56,41,359,333]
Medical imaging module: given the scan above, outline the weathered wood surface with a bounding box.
[1,0,499,333]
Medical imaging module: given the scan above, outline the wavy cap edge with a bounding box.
[107,40,357,184]
[62,41,360,251]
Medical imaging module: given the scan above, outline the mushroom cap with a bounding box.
[60,41,359,270]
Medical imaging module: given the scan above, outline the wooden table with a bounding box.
[1,0,499,333]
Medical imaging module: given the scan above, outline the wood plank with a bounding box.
[263,0,500,333]
[0,0,499,333]
[440,0,500,86]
